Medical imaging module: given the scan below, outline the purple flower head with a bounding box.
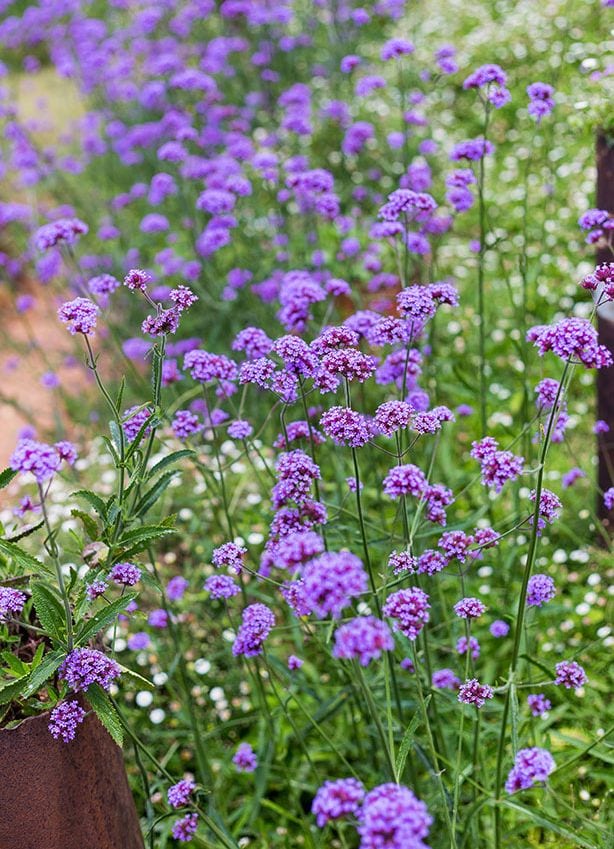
[383,587,430,640]
[232,604,275,656]
[526,574,556,607]
[228,419,253,440]
[167,576,189,601]
[184,349,238,383]
[582,263,614,301]
[34,218,87,251]
[527,82,555,121]
[454,597,486,620]
[48,700,86,743]
[471,437,524,492]
[505,747,555,794]
[59,648,121,693]
[555,660,588,689]
[604,487,614,510]
[10,439,61,483]
[272,450,321,508]
[172,410,203,441]
[233,742,258,772]
[168,778,196,808]
[148,608,168,629]
[128,632,150,651]
[458,678,494,708]
[381,37,415,60]
[358,783,432,849]
[141,307,181,337]
[0,587,26,621]
[212,542,246,575]
[88,274,120,301]
[457,635,480,660]
[439,530,473,563]
[527,693,551,717]
[463,64,510,107]
[302,551,368,618]
[490,619,510,638]
[172,813,199,842]
[124,268,150,292]
[109,562,141,587]
[320,406,371,447]
[205,574,240,599]
[375,400,413,436]
[287,655,303,670]
[312,778,365,827]
[58,298,99,335]
[528,318,612,369]
[333,616,394,666]
[388,550,418,575]
[383,464,427,499]
[122,405,153,443]
[86,580,107,601]
[417,549,448,576]
[169,285,198,312]
[274,530,324,570]
[232,327,273,359]
[432,668,461,690]
[529,488,561,529]
[450,138,495,161]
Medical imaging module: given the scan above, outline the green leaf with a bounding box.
[72,490,108,521]
[395,698,427,781]
[86,684,123,746]
[0,674,30,705]
[148,449,195,480]
[71,508,99,540]
[76,593,136,646]
[21,649,64,697]
[0,468,18,489]
[30,582,66,642]
[117,524,176,559]
[117,664,154,689]
[0,539,46,572]
[498,800,597,848]
[6,520,45,543]
[134,470,179,517]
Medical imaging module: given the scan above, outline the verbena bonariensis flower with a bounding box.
[527,693,551,717]
[168,778,196,808]
[287,655,303,670]
[57,297,99,335]
[48,699,86,743]
[172,813,199,842]
[320,406,371,447]
[527,81,555,121]
[10,438,62,482]
[527,318,612,369]
[273,530,324,570]
[457,636,480,660]
[34,217,88,250]
[272,450,321,508]
[439,530,473,563]
[172,410,203,440]
[490,620,510,637]
[312,778,365,827]
[357,783,432,849]
[232,327,273,359]
[109,562,141,586]
[432,668,461,690]
[333,616,394,666]
[232,604,275,657]
[167,576,188,601]
[450,138,495,161]
[228,419,253,439]
[396,282,458,323]
[529,488,562,530]
[526,574,556,607]
[0,586,26,621]
[388,550,418,575]
[122,405,153,442]
[212,542,247,574]
[383,464,428,499]
[59,648,121,692]
[233,742,258,772]
[505,747,555,794]
[204,574,240,599]
[470,437,524,492]
[302,552,368,618]
[454,597,486,619]
[458,678,494,708]
[604,487,614,510]
[581,262,614,301]
[124,268,150,292]
[383,587,430,640]
[417,549,448,575]
[555,660,588,689]
[378,189,437,222]
[463,63,511,107]
[86,580,107,601]
[374,400,414,436]
[184,349,238,383]
[142,307,181,337]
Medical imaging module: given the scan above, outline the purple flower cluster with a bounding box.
[357,783,432,849]
[10,438,76,483]
[34,218,88,251]
[212,542,247,574]
[333,616,394,665]
[528,318,612,369]
[168,779,196,808]
[527,82,555,121]
[232,604,275,657]
[57,298,99,335]
[204,574,239,599]
[109,562,141,587]
[172,813,199,842]
[458,678,494,708]
[505,747,555,794]
[320,406,371,447]
[463,63,511,107]
[383,587,430,640]
[0,586,27,621]
[471,437,524,492]
[527,693,551,717]
[526,574,556,607]
[454,597,486,619]
[302,552,368,618]
[555,660,588,689]
[233,742,258,772]
[59,648,121,693]
[312,778,365,827]
[48,699,87,743]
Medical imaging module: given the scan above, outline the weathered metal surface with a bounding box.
[596,133,614,528]
[0,702,144,849]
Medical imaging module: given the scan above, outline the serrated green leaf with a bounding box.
[0,468,18,489]
[117,524,176,559]
[0,674,30,705]
[70,509,99,540]
[86,684,123,746]
[22,649,64,697]
[148,450,195,480]
[117,664,154,689]
[6,520,45,543]
[395,698,427,781]
[30,582,66,642]
[72,490,108,520]
[134,470,179,517]
[0,540,46,572]
[76,593,136,646]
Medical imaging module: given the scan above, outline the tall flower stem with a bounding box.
[37,482,74,650]
[476,105,491,436]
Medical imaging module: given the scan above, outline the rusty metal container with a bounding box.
[0,705,144,849]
